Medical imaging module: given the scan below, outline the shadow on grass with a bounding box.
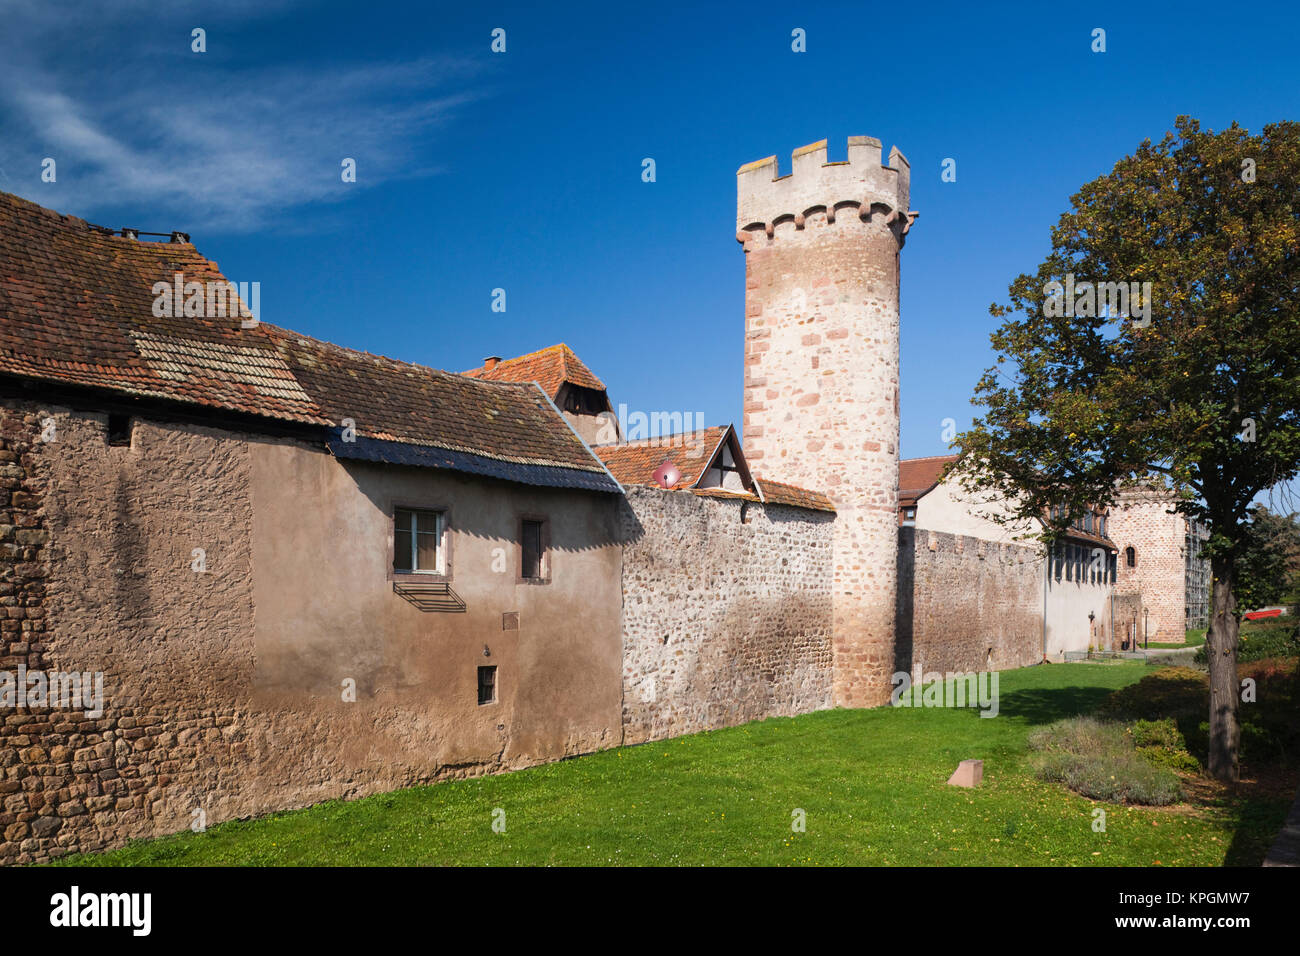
[1222,783,1296,865]
[1014,663,1300,866]
[996,685,1121,725]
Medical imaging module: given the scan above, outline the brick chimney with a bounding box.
[483,356,502,370]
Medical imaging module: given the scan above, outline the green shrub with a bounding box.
[1130,717,1183,750]
[1128,718,1202,772]
[1028,717,1184,805]
[1102,659,1300,769]
[1193,620,1300,665]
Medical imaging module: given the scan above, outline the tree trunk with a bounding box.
[1206,551,1241,782]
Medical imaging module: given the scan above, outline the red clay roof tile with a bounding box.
[0,191,605,477]
[462,343,605,397]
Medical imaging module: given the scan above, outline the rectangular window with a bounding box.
[477,665,497,705]
[107,414,133,447]
[521,518,546,580]
[393,508,443,574]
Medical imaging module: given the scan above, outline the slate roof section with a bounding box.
[0,190,329,425]
[328,435,621,493]
[592,426,729,489]
[899,454,961,507]
[263,326,612,476]
[462,343,606,398]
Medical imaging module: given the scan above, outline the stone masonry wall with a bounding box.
[896,527,1043,675]
[1,400,265,864]
[738,137,913,709]
[0,405,52,862]
[620,486,834,744]
[1108,488,1187,642]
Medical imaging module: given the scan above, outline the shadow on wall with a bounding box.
[110,468,150,629]
[896,525,916,676]
[338,459,625,555]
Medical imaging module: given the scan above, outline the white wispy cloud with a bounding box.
[0,0,491,232]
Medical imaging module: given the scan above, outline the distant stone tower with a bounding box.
[736,137,916,707]
[1108,485,1200,643]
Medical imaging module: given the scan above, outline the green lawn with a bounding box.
[51,661,1290,867]
[1134,628,1209,649]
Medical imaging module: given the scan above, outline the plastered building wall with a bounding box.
[737,136,915,708]
[1,399,622,864]
[912,474,1039,545]
[1044,562,1115,658]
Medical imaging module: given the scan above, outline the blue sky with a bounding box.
[2,0,1299,462]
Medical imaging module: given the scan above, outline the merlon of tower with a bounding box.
[736,137,917,240]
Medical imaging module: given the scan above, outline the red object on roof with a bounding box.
[594,425,730,490]
[652,459,681,488]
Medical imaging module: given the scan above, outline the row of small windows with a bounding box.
[1052,542,1117,584]
[1048,503,1108,538]
[393,507,548,581]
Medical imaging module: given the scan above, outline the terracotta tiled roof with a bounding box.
[0,190,329,425]
[691,487,758,502]
[754,478,836,513]
[0,191,613,487]
[263,327,605,474]
[462,343,606,398]
[899,454,961,506]
[592,426,834,513]
[592,426,729,488]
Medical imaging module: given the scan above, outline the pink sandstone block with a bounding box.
[947,759,983,788]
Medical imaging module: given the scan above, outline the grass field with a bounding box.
[50,661,1293,867]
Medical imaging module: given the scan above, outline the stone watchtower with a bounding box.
[736,136,916,707]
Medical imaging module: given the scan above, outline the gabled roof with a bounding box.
[0,190,328,425]
[592,425,731,489]
[0,191,618,494]
[899,454,961,507]
[592,425,834,512]
[462,343,606,399]
[263,327,619,491]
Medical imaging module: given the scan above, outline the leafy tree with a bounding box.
[1234,506,1295,612]
[953,117,1300,782]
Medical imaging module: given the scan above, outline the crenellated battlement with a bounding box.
[736,136,915,239]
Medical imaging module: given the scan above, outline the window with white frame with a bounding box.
[393,508,444,574]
